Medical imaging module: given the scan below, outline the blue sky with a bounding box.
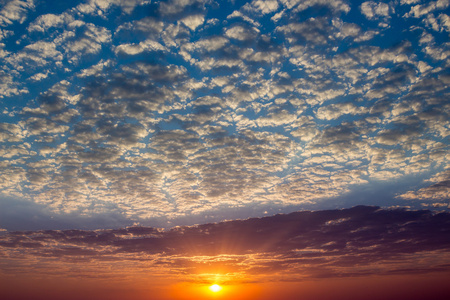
[0,0,449,231]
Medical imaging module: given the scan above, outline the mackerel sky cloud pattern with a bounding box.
[0,0,449,231]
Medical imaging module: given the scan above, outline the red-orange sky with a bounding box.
[3,274,450,300]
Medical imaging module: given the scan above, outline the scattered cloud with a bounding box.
[0,70,28,97]
[398,169,450,201]
[0,0,448,231]
[0,0,35,27]
[404,0,450,18]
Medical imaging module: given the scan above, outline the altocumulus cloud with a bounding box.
[0,0,448,231]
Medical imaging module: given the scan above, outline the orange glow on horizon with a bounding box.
[168,280,264,300]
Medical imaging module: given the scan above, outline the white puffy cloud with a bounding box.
[332,19,361,39]
[439,13,450,31]
[75,0,151,16]
[246,0,279,15]
[27,13,71,32]
[0,0,34,26]
[315,102,368,120]
[115,43,144,55]
[227,10,261,27]
[0,70,28,97]
[5,41,62,73]
[77,59,113,78]
[180,14,204,31]
[225,25,259,41]
[255,109,298,127]
[405,0,450,18]
[183,36,229,53]
[360,1,392,20]
[401,0,420,4]
[61,23,111,63]
[115,39,166,55]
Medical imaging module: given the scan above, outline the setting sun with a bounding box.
[209,284,222,293]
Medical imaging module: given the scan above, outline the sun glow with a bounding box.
[209,284,222,293]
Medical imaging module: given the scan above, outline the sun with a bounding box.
[209,284,222,293]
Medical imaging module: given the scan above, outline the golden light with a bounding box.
[209,284,222,293]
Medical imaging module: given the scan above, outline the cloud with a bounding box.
[115,39,166,55]
[113,0,151,14]
[255,109,298,127]
[0,0,449,231]
[398,169,450,201]
[6,19,111,77]
[0,70,28,97]
[27,13,72,32]
[360,1,393,20]
[332,19,362,39]
[404,0,450,18]
[61,23,111,64]
[74,0,151,16]
[315,102,368,120]
[114,43,145,55]
[180,14,204,31]
[159,0,207,16]
[277,17,331,44]
[375,124,422,146]
[401,0,421,4]
[182,36,229,54]
[76,59,113,78]
[225,24,259,41]
[95,121,147,147]
[227,9,262,27]
[245,0,279,15]
[25,117,69,135]
[309,123,362,153]
[116,17,164,38]
[1,206,450,283]
[279,0,350,14]
[0,122,24,142]
[290,116,318,141]
[0,0,34,26]
[17,41,63,65]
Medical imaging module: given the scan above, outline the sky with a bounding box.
[0,0,450,299]
[2,206,450,299]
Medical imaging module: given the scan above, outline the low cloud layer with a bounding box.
[2,206,450,282]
